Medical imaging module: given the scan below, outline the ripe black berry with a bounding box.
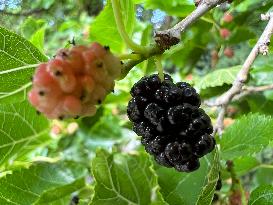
[127,74,215,172]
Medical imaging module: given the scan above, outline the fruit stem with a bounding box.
[118,53,142,60]
[155,55,164,81]
[111,0,147,54]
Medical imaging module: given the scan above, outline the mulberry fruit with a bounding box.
[28,42,122,119]
[220,28,231,39]
[127,74,215,172]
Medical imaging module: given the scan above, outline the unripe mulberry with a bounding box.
[224,47,234,58]
[28,42,122,119]
[127,74,215,172]
[223,12,233,23]
[220,28,231,39]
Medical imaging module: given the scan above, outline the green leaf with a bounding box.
[246,94,273,115]
[89,0,135,53]
[30,27,46,53]
[144,0,195,17]
[0,27,47,104]
[221,156,260,180]
[220,113,273,160]
[91,149,166,205]
[256,167,273,186]
[249,185,273,205]
[0,102,49,166]
[251,64,273,86]
[21,17,46,40]
[156,152,218,205]
[87,109,123,139]
[196,151,220,205]
[79,107,104,132]
[232,156,259,176]
[195,66,241,93]
[228,27,256,45]
[0,162,87,205]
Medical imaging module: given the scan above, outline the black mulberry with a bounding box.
[127,74,215,172]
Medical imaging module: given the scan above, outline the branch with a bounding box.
[212,13,273,134]
[155,0,227,50]
[120,0,227,78]
[232,84,273,101]
[1,8,49,16]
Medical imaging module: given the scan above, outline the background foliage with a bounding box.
[0,0,273,204]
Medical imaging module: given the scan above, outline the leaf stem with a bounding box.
[111,0,147,54]
[154,55,164,81]
[259,164,273,169]
[118,53,142,60]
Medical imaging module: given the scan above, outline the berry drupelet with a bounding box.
[127,74,215,172]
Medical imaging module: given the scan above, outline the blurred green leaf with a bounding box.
[256,167,273,186]
[228,27,256,45]
[220,113,273,160]
[79,107,104,132]
[0,27,47,104]
[0,102,50,167]
[251,64,273,85]
[249,185,273,205]
[221,156,260,180]
[143,0,195,17]
[89,0,135,53]
[30,27,46,53]
[245,94,273,115]
[195,66,241,93]
[21,17,46,40]
[87,110,123,139]
[91,149,166,205]
[0,162,87,205]
[233,156,259,176]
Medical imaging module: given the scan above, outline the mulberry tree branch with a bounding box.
[155,0,227,50]
[1,8,48,16]
[212,12,273,135]
[121,0,227,78]
[232,84,273,101]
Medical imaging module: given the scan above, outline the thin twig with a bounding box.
[155,0,227,49]
[211,13,273,134]
[0,8,47,16]
[121,0,227,78]
[233,84,273,101]
[0,3,56,17]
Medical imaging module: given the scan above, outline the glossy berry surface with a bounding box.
[127,74,215,172]
[28,42,122,119]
